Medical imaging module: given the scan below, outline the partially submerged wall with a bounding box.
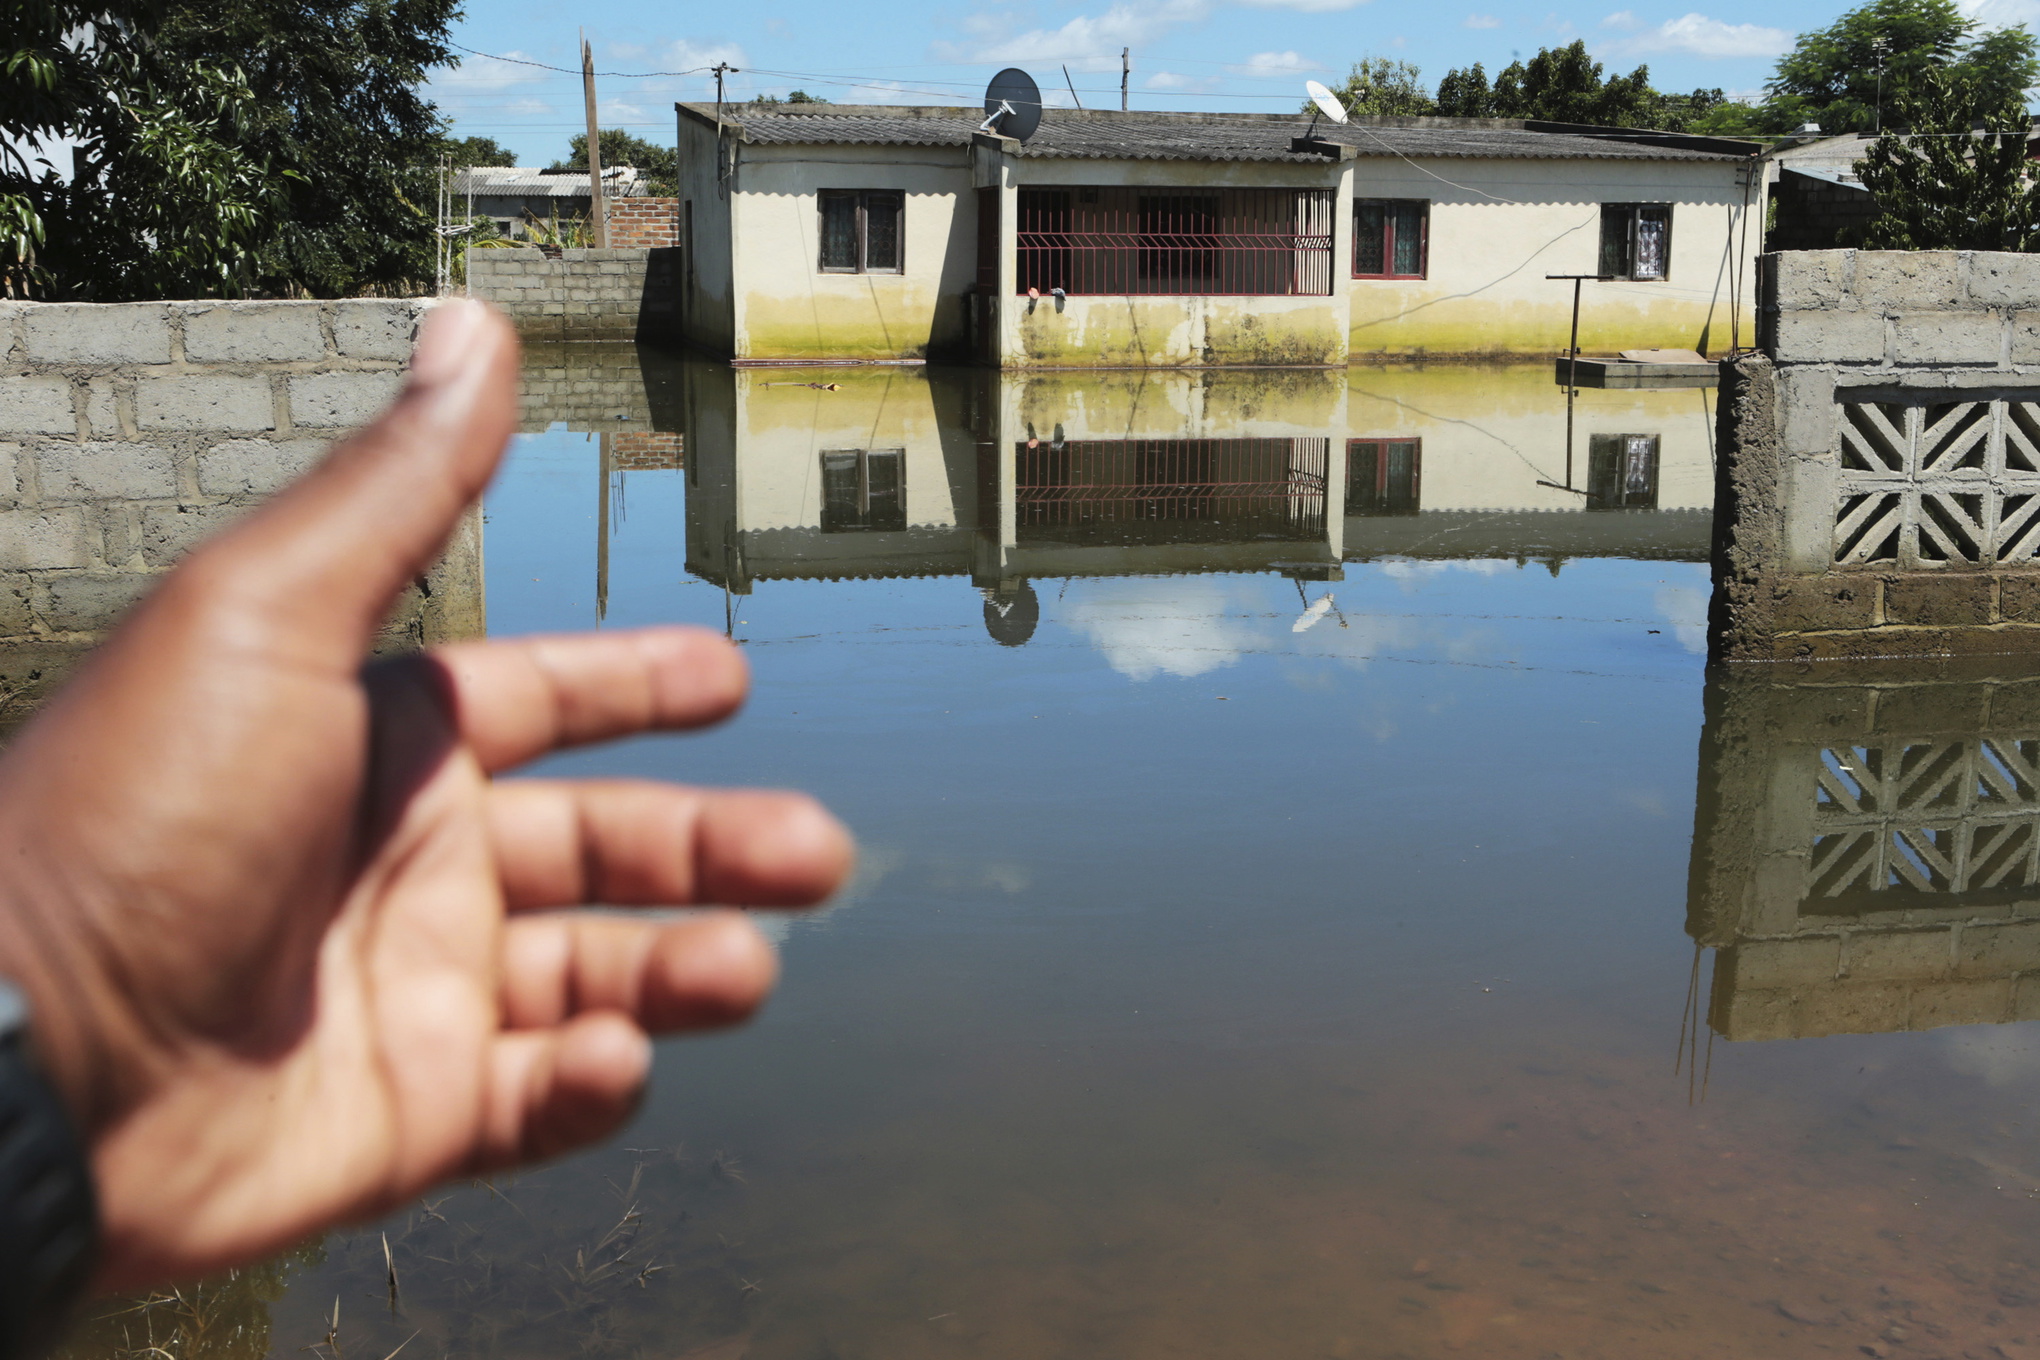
[0,299,483,729]
[468,247,682,344]
[1715,250,2040,660]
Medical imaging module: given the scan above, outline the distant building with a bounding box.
[1767,133,1879,252]
[672,103,1763,367]
[451,165,649,239]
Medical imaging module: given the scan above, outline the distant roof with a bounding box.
[677,104,1758,164]
[451,165,649,198]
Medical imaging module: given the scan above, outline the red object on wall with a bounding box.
[607,198,681,249]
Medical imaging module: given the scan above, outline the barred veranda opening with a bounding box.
[1017,188,1335,297]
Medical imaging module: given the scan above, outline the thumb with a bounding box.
[177,300,520,664]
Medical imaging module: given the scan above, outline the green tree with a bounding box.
[441,133,515,166]
[551,128,676,194]
[1859,71,2040,249]
[1764,0,2038,135]
[4,0,460,300]
[1318,57,1434,117]
[1434,41,1661,125]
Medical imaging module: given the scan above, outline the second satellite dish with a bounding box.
[982,67,1044,142]
[1305,79,1350,125]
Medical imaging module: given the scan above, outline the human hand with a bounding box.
[0,300,853,1290]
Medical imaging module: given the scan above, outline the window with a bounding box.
[818,191,903,274]
[1347,439,1421,515]
[1014,437,1330,545]
[1599,204,1671,281]
[820,450,905,531]
[1015,187,1335,296]
[1353,200,1427,279]
[1586,434,1660,510]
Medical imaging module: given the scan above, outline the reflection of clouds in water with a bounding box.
[1654,584,1709,654]
[1061,577,1263,680]
[1941,1025,2040,1089]
[751,845,899,943]
[1380,559,1512,593]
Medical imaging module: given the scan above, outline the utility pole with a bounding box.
[1872,37,1888,135]
[712,60,739,193]
[1121,48,1129,111]
[581,31,608,247]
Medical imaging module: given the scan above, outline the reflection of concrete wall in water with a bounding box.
[0,300,484,732]
[1716,250,2040,659]
[1689,666,2040,1041]
[675,363,1720,604]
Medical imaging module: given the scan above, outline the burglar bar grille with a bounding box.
[1016,437,1329,538]
[1016,187,1335,297]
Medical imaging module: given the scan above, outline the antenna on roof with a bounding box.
[1293,79,1348,157]
[979,68,1043,142]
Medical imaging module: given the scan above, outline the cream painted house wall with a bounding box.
[1346,158,1758,359]
[729,145,976,363]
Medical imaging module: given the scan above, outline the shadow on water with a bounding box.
[58,350,2040,1360]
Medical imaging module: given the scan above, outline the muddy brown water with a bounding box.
[61,361,2040,1360]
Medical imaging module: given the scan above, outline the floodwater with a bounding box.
[64,356,2040,1360]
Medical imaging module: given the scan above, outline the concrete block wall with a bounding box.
[1689,663,2040,1041]
[0,299,485,731]
[468,247,681,344]
[608,199,679,249]
[1717,250,2040,659]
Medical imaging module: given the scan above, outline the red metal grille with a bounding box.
[1017,187,1335,297]
[1016,437,1329,543]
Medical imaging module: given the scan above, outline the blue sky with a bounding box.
[434,0,2035,165]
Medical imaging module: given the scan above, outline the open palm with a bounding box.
[0,302,851,1291]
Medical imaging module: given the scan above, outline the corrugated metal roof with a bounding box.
[686,105,1752,164]
[451,166,650,198]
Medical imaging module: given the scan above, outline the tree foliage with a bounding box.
[1764,0,2037,135]
[4,0,460,300]
[441,134,515,167]
[1319,58,1432,117]
[551,129,676,194]
[1858,72,2040,249]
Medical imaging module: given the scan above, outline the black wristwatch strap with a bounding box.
[0,983,96,1360]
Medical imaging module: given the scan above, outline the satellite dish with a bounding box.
[1305,80,1349,125]
[981,67,1044,142]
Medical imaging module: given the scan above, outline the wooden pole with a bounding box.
[1121,48,1129,110]
[581,32,609,247]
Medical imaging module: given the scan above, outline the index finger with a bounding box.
[429,627,748,773]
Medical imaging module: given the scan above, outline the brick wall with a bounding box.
[1768,170,1878,252]
[468,247,680,343]
[612,432,683,470]
[0,299,484,728]
[608,198,678,249]
[1715,250,2040,659]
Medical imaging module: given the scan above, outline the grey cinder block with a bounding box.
[334,300,424,361]
[134,374,275,432]
[37,442,178,502]
[288,371,404,428]
[199,438,330,496]
[0,508,87,570]
[1771,309,1886,365]
[1855,251,1966,312]
[0,375,79,435]
[181,302,326,362]
[139,502,247,567]
[20,303,172,364]
[1892,313,2001,366]
[1967,253,2040,308]
[40,573,158,632]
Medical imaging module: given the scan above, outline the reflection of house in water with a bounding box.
[1688,665,2040,1042]
[671,360,1717,635]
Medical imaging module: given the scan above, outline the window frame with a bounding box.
[1598,203,1673,282]
[819,448,907,532]
[817,190,906,276]
[1352,199,1429,280]
[1346,437,1422,515]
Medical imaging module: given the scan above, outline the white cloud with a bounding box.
[1464,13,1502,27]
[937,0,1211,64]
[1146,70,1222,91]
[1600,12,1792,58]
[1229,50,1321,77]
[1238,0,1369,11]
[1601,9,1640,28]
[665,38,748,72]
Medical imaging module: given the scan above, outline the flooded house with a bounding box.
[671,103,1763,366]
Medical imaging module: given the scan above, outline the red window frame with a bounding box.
[1353,199,1428,280]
